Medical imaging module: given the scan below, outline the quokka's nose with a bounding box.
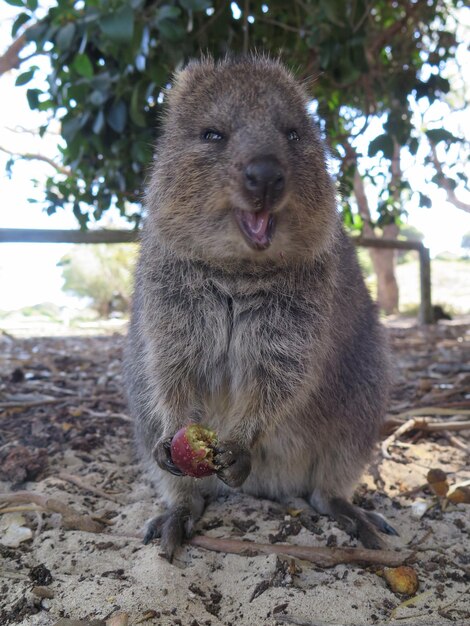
[243,155,285,211]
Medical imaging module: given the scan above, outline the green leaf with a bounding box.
[12,12,31,37]
[56,23,76,51]
[107,100,127,133]
[157,18,186,41]
[24,20,48,42]
[338,58,361,85]
[419,193,432,208]
[408,137,419,156]
[319,43,333,69]
[415,75,451,100]
[342,205,353,228]
[37,99,53,111]
[78,110,91,129]
[68,82,89,102]
[26,87,41,109]
[93,110,105,134]
[73,202,89,229]
[15,69,35,86]
[368,134,394,160]
[352,213,363,230]
[73,53,94,78]
[155,6,182,21]
[90,72,112,92]
[26,0,38,10]
[425,128,457,144]
[130,84,146,127]
[89,90,108,106]
[180,0,212,11]
[5,0,24,7]
[62,116,82,143]
[100,5,135,43]
[320,0,345,26]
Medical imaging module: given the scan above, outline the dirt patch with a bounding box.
[0,320,469,626]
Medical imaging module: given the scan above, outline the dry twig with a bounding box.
[0,491,104,533]
[382,417,470,458]
[0,504,43,514]
[189,535,411,567]
[0,398,65,409]
[57,472,124,504]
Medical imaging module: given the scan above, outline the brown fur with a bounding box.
[124,56,393,559]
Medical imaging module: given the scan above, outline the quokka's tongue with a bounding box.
[243,209,270,240]
[235,207,275,250]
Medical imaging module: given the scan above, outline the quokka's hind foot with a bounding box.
[328,497,398,550]
[364,509,399,537]
[143,505,197,562]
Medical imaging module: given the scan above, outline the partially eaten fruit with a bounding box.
[383,566,419,595]
[170,424,218,478]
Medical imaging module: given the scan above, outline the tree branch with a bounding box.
[0,22,42,76]
[368,2,420,56]
[429,143,470,214]
[0,32,28,75]
[0,145,72,177]
[256,16,307,34]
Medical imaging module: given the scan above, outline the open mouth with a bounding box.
[234,209,275,251]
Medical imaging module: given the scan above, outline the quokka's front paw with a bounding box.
[152,437,185,476]
[214,440,251,487]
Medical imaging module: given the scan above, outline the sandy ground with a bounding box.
[0,319,469,626]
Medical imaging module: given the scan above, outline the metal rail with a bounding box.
[0,228,138,244]
[353,237,432,324]
[0,229,433,323]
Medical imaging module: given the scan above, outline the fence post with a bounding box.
[419,244,433,324]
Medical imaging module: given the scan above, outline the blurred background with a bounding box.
[1,0,469,336]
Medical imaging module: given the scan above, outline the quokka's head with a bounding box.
[146,55,338,266]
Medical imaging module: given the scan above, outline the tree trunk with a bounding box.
[353,170,399,314]
[369,223,399,314]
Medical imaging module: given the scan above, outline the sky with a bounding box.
[0,3,469,312]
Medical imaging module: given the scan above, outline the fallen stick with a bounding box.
[381,417,470,458]
[392,407,470,419]
[0,398,64,409]
[441,431,469,453]
[189,535,412,567]
[0,504,43,514]
[82,408,133,422]
[57,471,124,504]
[415,419,470,432]
[382,418,417,459]
[0,491,104,533]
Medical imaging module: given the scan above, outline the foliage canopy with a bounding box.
[4,0,469,228]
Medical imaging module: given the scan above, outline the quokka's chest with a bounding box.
[155,275,318,392]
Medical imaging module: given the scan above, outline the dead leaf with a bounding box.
[447,485,470,505]
[427,468,449,497]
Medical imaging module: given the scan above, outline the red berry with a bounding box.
[170,424,218,478]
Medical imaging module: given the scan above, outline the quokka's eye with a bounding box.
[287,129,300,141]
[202,129,224,141]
